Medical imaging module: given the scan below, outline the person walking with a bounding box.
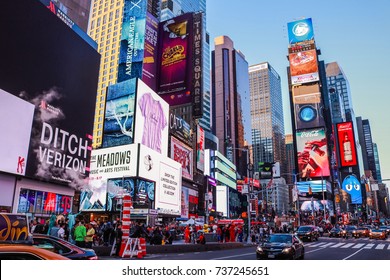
[74,221,87,248]
[85,223,95,248]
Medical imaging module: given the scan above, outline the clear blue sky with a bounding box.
[206,0,390,183]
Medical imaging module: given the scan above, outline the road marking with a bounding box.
[319,242,335,248]
[340,243,354,248]
[343,248,365,260]
[306,242,326,247]
[330,243,345,248]
[388,245,390,250]
[375,244,385,250]
[364,244,375,249]
[212,252,254,260]
[352,243,365,249]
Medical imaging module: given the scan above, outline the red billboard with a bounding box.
[296,128,330,179]
[336,122,358,167]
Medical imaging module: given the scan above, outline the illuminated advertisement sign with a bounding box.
[102,79,137,148]
[342,175,362,204]
[0,89,34,176]
[336,122,358,167]
[117,0,147,83]
[289,49,319,85]
[196,125,205,172]
[142,12,159,90]
[138,144,182,215]
[287,18,314,44]
[0,0,99,188]
[134,79,169,156]
[157,13,194,106]
[292,84,325,130]
[169,112,191,145]
[181,187,198,218]
[83,145,139,211]
[296,128,330,179]
[216,185,228,217]
[170,136,193,181]
[192,12,203,118]
[296,180,332,193]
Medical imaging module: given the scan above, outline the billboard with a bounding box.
[83,144,139,210]
[289,49,319,85]
[296,180,332,193]
[134,79,169,155]
[138,144,182,215]
[157,13,194,106]
[192,12,203,118]
[102,79,137,148]
[142,12,159,90]
[292,84,325,130]
[342,175,362,204]
[287,18,314,44]
[170,136,193,181]
[0,89,34,176]
[196,125,205,171]
[336,122,358,167]
[181,187,198,218]
[117,0,147,83]
[169,112,191,145]
[296,128,330,179]
[0,0,100,188]
[216,185,228,217]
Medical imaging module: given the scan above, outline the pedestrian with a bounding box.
[184,225,191,243]
[85,223,95,248]
[57,223,66,239]
[49,222,60,238]
[114,222,123,256]
[74,221,87,248]
[196,231,206,244]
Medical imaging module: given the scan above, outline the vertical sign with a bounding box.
[336,122,358,167]
[196,125,205,171]
[142,12,159,91]
[192,12,203,118]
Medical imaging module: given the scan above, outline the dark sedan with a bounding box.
[296,226,319,242]
[256,234,304,260]
[32,234,98,260]
[329,227,342,238]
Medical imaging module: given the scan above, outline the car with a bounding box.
[296,225,319,242]
[0,244,70,260]
[340,225,357,238]
[378,226,390,237]
[256,233,304,260]
[352,227,370,238]
[329,227,342,238]
[32,234,98,260]
[369,229,387,240]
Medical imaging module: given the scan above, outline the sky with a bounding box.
[206,0,390,183]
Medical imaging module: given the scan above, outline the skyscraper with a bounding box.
[160,0,211,132]
[249,62,285,173]
[211,35,250,177]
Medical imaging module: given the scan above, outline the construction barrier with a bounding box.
[139,237,147,257]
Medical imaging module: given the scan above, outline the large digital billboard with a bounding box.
[342,175,362,204]
[336,122,358,167]
[196,125,205,172]
[289,49,319,85]
[0,0,100,189]
[287,18,314,45]
[292,84,325,130]
[170,136,193,181]
[157,13,194,106]
[142,12,159,90]
[117,0,147,83]
[134,79,169,156]
[296,128,330,179]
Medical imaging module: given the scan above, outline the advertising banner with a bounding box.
[216,185,228,217]
[170,136,193,181]
[134,79,169,156]
[157,13,194,106]
[142,12,159,90]
[342,175,362,204]
[296,128,330,179]
[292,84,325,130]
[296,180,332,193]
[0,0,100,189]
[169,112,191,145]
[181,187,198,218]
[228,187,246,219]
[196,125,205,172]
[117,0,147,83]
[336,122,358,167]
[287,18,314,45]
[102,79,137,148]
[0,89,34,176]
[289,49,319,85]
[138,144,182,215]
[82,145,138,211]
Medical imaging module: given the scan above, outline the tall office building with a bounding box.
[211,36,250,178]
[160,0,211,133]
[285,134,295,185]
[249,62,285,173]
[356,117,378,180]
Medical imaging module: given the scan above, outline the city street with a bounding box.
[100,237,390,260]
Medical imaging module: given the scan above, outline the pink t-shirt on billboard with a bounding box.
[138,92,167,153]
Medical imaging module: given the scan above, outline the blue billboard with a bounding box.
[342,175,362,204]
[287,18,314,44]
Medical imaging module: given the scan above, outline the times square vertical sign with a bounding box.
[192,12,203,119]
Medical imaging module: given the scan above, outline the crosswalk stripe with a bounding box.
[364,244,375,249]
[340,243,354,248]
[330,243,345,248]
[307,242,327,247]
[320,242,335,248]
[352,243,365,249]
[375,244,385,250]
[388,245,390,250]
